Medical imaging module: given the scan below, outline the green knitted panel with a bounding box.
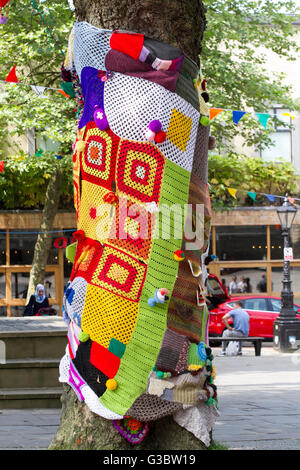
[100,159,191,415]
[188,343,202,365]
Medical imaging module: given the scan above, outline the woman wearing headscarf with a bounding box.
[23,284,49,316]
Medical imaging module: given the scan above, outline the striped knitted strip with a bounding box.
[100,159,190,415]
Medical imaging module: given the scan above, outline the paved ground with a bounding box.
[0,409,60,450]
[0,342,300,450]
[212,343,300,450]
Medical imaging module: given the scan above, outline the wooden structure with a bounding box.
[0,211,76,317]
[0,207,300,316]
[209,207,300,300]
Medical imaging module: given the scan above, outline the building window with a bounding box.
[260,107,292,162]
[219,267,267,295]
[9,231,59,265]
[215,226,267,261]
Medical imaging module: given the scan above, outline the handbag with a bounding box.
[226,341,239,356]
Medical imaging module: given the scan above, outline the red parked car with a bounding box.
[206,274,300,341]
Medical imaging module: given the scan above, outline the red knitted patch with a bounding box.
[110,31,144,61]
[90,341,120,378]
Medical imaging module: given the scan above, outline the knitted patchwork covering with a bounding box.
[59,21,217,444]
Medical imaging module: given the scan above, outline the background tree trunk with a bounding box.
[26,166,62,303]
[51,0,208,450]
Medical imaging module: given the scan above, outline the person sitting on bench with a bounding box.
[221,301,250,356]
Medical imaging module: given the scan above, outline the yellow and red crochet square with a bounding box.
[81,123,120,190]
[108,197,153,262]
[90,244,147,302]
[60,23,216,445]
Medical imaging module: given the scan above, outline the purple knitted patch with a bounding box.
[112,419,149,444]
[105,50,179,92]
[68,361,86,401]
[78,67,105,129]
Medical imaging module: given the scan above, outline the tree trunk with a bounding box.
[51,0,210,451]
[50,385,207,451]
[26,165,63,303]
[73,0,206,62]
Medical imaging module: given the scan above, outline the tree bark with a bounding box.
[26,165,63,303]
[50,385,207,451]
[73,0,206,62]
[50,0,208,450]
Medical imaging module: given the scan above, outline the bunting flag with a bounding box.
[283,112,295,120]
[265,194,275,203]
[0,161,4,173]
[256,113,270,129]
[57,88,72,98]
[232,110,246,125]
[214,184,300,205]
[35,149,44,157]
[5,66,18,83]
[247,191,257,201]
[209,108,224,121]
[60,81,75,98]
[30,85,47,97]
[227,187,237,199]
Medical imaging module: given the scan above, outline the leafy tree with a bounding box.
[0,152,73,209]
[202,0,300,152]
[208,153,297,210]
[0,0,75,155]
[0,0,75,300]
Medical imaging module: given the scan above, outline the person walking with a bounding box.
[220,301,250,356]
[23,284,49,316]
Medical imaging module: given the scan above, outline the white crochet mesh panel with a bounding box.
[59,346,70,383]
[64,277,88,328]
[59,347,123,419]
[73,22,111,80]
[104,73,200,172]
[81,385,124,419]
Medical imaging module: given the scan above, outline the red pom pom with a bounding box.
[103,191,118,204]
[155,130,166,143]
[72,230,85,241]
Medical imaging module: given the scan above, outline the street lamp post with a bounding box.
[273,194,300,352]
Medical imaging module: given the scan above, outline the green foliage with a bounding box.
[0,152,74,210]
[0,0,75,156]
[208,153,297,209]
[202,0,300,151]
[0,0,299,213]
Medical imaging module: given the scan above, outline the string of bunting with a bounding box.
[1,66,75,98]
[209,182,300,204]
[2,68,299,125]
[209,107,298,128]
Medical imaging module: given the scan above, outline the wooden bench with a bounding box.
[208,336,263,356]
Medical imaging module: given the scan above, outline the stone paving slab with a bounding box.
[0,343,299,450]
[0,317,67,333]
[212,345,300,450]
[0,409,61,450]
